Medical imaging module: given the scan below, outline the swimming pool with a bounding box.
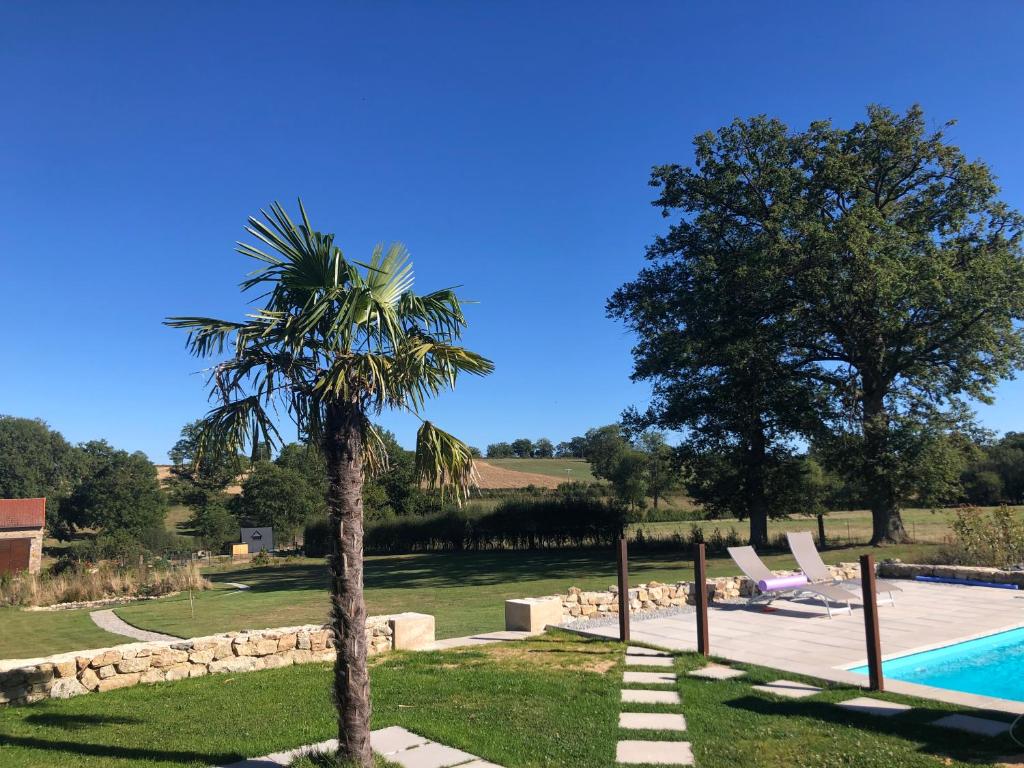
[850,626,1024,702]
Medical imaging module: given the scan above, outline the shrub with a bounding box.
[0,561,210,608]
[945,506,1024,568]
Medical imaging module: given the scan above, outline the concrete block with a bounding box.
[389,613,436,650]
[504,597,562,632]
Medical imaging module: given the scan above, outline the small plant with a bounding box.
[251,550,273,566]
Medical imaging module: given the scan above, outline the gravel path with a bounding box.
[89,609,180,642]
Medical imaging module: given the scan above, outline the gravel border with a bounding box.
[559,604,695,632]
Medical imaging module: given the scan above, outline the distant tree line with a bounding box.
[0,415,171,558]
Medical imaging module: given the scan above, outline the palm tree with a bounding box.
[166,201,493,766]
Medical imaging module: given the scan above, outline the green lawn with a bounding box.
[111,541,941,644]
[0,631,1014,767]
[0,609,126,660]
[3,530,943,661]
[484,457,596,482]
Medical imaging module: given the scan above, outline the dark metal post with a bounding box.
[694,542,710,656]
[817,514,826,547]
[616,535,630,643]
[860,553,884,691]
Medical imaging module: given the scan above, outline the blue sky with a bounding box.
[2,2,1023,461]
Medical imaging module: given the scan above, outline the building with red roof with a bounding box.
[0,498,45,575]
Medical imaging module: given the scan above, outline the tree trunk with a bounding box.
[862,385,908,545]
[323,402,373,767]
[746,431,769,548]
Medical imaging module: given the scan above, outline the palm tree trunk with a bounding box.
[323,401,373,767]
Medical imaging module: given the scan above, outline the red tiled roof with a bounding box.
[0,498,46,530]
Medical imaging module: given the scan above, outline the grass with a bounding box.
[108,539,941,646]
[0,609,126,659]
[0,631,1016,767]
[633,506,1021,545]
[484,458,596,482]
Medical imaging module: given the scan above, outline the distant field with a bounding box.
[631,506,1019,545]
[483,458,595,482]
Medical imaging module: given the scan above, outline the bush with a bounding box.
[944,506,1024,568]
[304,496,630,554]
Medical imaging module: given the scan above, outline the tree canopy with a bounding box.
[612,105,1024,544]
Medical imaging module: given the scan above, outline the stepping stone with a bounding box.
[751,679,822,699]
[616,740,694,765]
[624,671,678,685]
[622,689,681,705]
[627,646,672,657]
[370,726,429,755]
[459,762,504,768]
[619,712,687,731]
[835,697,912,717]
[931,714,1011,737]
[688,664,745,680]
[625,655,674,667]
[389,742,476,768]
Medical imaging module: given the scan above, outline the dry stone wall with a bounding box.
[558,563,861,623]
[878,561,1024,587]
[0,612,433,707]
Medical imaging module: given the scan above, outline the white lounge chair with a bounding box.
[786,531,901,606]
[727,545,857,618]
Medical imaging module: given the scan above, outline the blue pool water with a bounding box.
[851,627,1024,701]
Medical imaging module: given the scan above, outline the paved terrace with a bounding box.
[574,579,1024,714]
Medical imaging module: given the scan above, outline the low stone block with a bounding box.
[390,613,436,650]
[504,597,562,633]
[78,668,100,691]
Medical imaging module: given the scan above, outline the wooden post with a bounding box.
[860,553,884,691]
[694,542,710,656]
[817,514,826,547]
[616,536,630,643]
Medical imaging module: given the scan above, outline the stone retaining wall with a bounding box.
[0,612,433,707]
[557,563,861,623]
[878,561,1024,587]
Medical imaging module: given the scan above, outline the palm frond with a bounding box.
[414,421,478,505]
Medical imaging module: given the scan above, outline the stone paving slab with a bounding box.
[625,655,674,667]
[623,670,678,685]
[390,742,476,768]
[931,713,1011,736]
[619,712,687,731]
[371,725,429,754]
[751,679,822,699]
[622,689,681,705]
[616,739,695,765]
[836,697,912,717]
[221,728,503,768]
[627,646,673,657]
[688,664,746,680]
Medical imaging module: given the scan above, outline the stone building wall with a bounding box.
[0,528,44,574]
[0,612,434,707]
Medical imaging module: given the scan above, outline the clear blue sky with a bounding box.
[3,2,1023,461]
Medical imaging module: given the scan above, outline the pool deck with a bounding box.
[572,579,1024,714]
